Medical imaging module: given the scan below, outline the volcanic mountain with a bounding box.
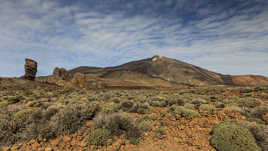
[62,55,268,88]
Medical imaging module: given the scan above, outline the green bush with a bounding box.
[169,105,200,118]
[145,113,158,121]
[120,100,134,111]
[155,127,166,136]
[247,118,265,125]
[120,101,150,114]
[13,108,35,123]
[17,122,40,141]
[93,112,142,139]
[159,118,168,126]
[150,100,167,107]
[160,110,168,117]
[129,102,150,114]
[43,106,59,120]
[120,100,149,114]
[191,98,207,109]
[13,108,40,129]
[250,124,268,151]
[0,118,16,145]
[210,121,261,151]
[166,98,184,106]
[183,103,195,110]
[129,137,139,145]
[87,128,111,146]
[101,103,120,114]
[137,108,148,114]
[250,105,268,119]
[229,120,268,151]
[222,98,236,105]
[215,102,225,108]
[236,98,262,108]
[0,108,42,145]
[79,102,100,120]
[69,102,100,120]
[223,105,244,114]
[176,99,185,106]
[39,126,55,139]
[49,106,82,135]
[137,120,152,132]
[199,104,215,112]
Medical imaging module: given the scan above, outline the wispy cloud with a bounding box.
[0,0,268,77]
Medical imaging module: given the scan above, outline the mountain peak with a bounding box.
[151,55,171,62]
[62,56,268,88]
[152,55,162,62]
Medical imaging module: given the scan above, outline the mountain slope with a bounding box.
[35,55,268,88]
[232,75,268,86]
[99,56,224,85]
[62,56,265,87]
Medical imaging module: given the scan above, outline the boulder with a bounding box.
[24,58,37,80]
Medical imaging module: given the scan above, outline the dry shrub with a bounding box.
[94,112,142,139]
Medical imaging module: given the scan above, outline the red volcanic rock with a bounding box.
[24,58,37,80]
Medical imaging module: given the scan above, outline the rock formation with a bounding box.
[43,68,89,88]
[53,67,71,80]
[24,58,37,80]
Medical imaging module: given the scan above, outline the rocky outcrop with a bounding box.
[43,69,89,89]
[53,67,72,80]
[24,58,37,80]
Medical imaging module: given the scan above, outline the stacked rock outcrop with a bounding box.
[24,58,37,80]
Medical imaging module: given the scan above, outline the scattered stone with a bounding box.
[24,58,37,80]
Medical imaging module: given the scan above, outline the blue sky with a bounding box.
[0,0,268,77]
